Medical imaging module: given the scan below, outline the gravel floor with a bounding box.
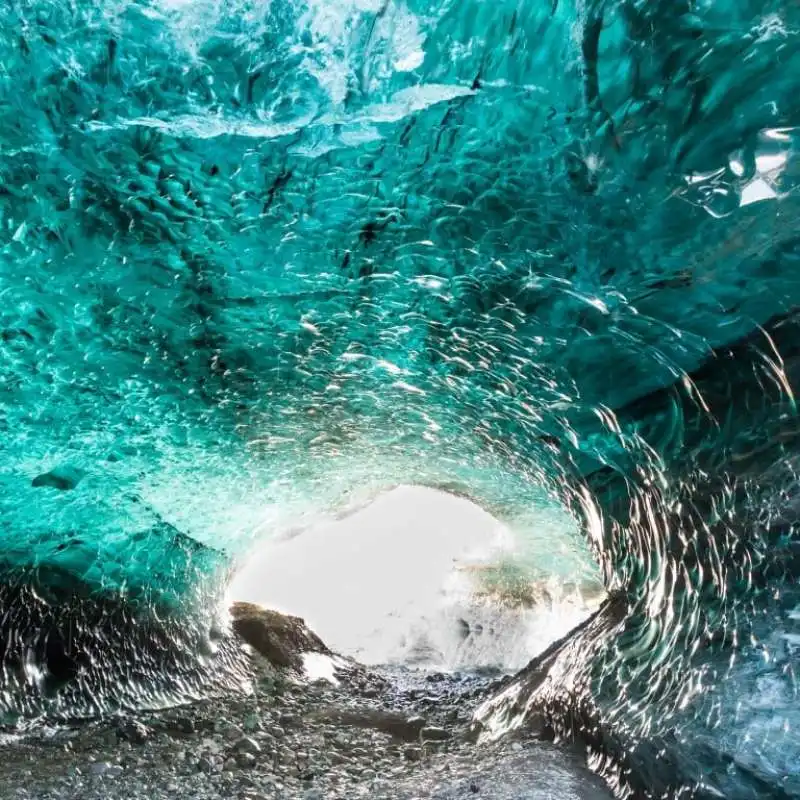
[0,651,612,799]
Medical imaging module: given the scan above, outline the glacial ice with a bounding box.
[1,0,800,795]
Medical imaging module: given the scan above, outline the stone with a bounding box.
[196,756,218,774]
[421,726,451,742]
[243,713,261,732]
[236,752,257,769]
[88,762,122,778]
[31,465,85,491]
[229,603,331,671]
[215,720,242,738]
[233,736,262,755]
[404,746,422,762]
[167,715,196,736]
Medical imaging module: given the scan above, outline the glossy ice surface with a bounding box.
[1,0,800,794]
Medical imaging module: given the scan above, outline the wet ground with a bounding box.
[0,657,612,800]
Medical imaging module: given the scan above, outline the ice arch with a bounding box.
[1,0,800,796]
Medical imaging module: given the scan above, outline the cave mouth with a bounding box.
[227,484,606,673]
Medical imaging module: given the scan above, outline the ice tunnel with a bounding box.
[2,0,800,796]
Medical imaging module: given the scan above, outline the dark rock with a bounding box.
[233,736,261,755]
[403,746,422,762]
[236,751,258,768]
[229,602,331,671]
[115,719,150,745]
[421,726,451,742]
[197,756,217,774]
[164,714,196,736]
[31,465,85,491]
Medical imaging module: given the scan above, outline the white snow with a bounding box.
[302,653,344,686]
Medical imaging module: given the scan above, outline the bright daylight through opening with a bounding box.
[229,486,605,672]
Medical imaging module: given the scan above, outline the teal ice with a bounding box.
[1,1,800,796]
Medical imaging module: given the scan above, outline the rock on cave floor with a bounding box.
[0,611,612,800]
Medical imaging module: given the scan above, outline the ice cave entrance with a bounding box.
[228,486,605,672]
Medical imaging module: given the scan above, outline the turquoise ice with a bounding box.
[1,0,800,795]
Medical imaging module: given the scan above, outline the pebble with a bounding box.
[196,755,218,773]
[237,752,258,768]
[234,736,262,755]
[404,746,423,762]
[243,713,261,732]
[0,656,528,800]
[88,762,122,778]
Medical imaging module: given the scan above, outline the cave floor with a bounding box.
[0,661,612,800]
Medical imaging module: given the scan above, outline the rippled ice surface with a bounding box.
[1,0,800,796]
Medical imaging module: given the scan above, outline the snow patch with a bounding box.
[302,653,344,685]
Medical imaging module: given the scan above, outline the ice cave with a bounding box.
[0,1,799,798]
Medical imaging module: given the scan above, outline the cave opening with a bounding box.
[227,484,606,674]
